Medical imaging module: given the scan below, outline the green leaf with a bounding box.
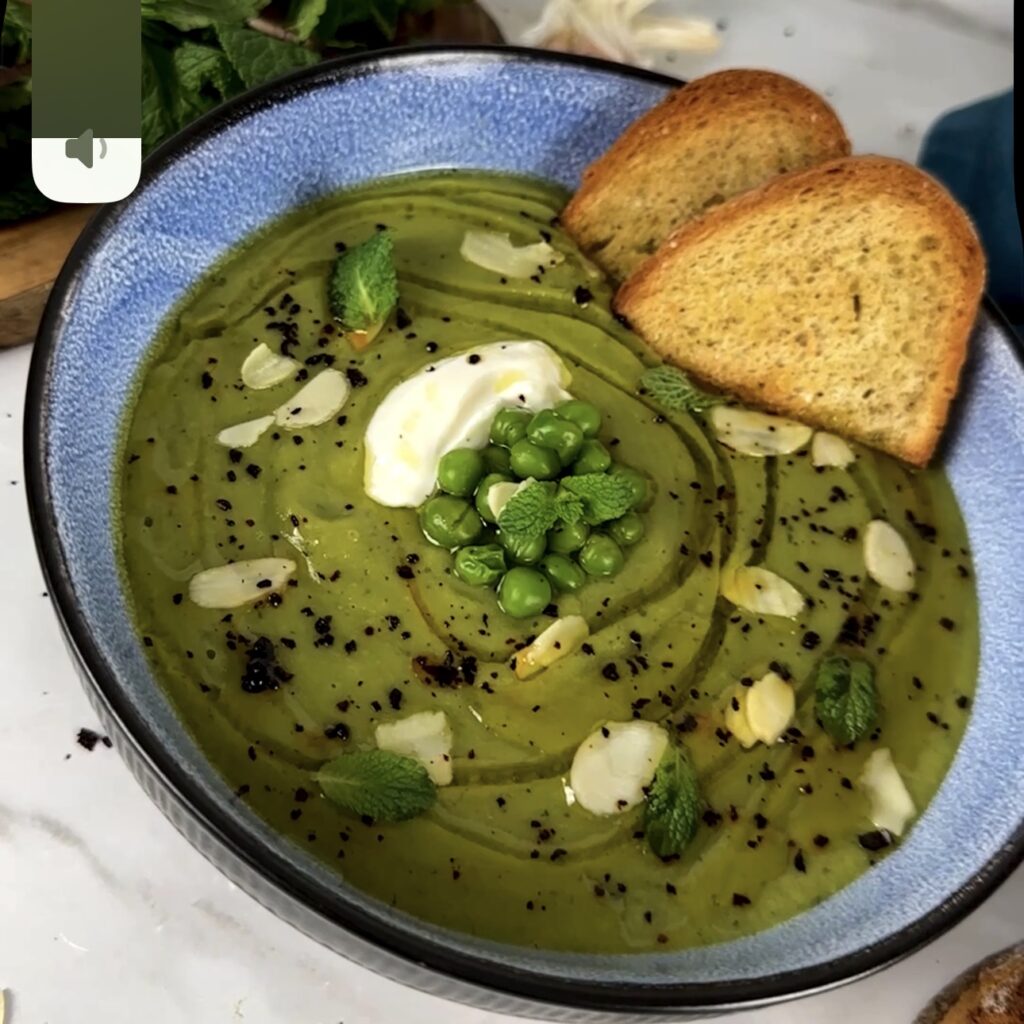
[141,0,264,31]
[173,42,243,123]
[553,488,584,525]
[328,230,399,333]
[0,81,32,114]
[815,655,878,745]
[215,21,318,89]
[1,0,32,66]
[315,749,436,822]
[141,39,180,152]
[644,745,701,858]
[498,480,558,537]
[639,365,722,414]
[287,0,329,40]
[561,473,635,525]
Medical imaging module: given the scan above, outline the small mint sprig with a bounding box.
[315,749,436,822]
[638,364,722,413]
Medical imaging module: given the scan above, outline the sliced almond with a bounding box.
[460,228,565,279]
[569,721,668,816]
[514,615,589,679]
[864,520,916,592]
[241,342,301,390]
[859,747,916,836]
[745,671,796,745]
[720,565,804,618]
[488,477,534,521]
[215,414,275,449]
[275,369,350,430]
[188,557,296,609]
[711,406,812,457]
[725,685,757,748]
[811,431,856,469]
[375,710,453,786]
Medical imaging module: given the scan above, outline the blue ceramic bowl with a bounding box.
[25,47,1024,1020]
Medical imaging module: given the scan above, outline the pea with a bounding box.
[499,529,547,565]
[573,439,611,475]
[419,495,483,550]
[509,439,561,480]
[527,409,584,465]
[481,444,512,475]
[607,511,645,547]
[437,448,484,497]
[454,544,507,586]
[548,519,590,554]
[610,465,650,509]
[474,472,512,523]
[490,408,532,448]
[557,399,601,438]
[579,534,625,577]
[497,567,552,619]
[540,553,587,593]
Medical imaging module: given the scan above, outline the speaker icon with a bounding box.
[64,129,108,169]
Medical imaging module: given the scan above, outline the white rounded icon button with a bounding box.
[32,131,141,204]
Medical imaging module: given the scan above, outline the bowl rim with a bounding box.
[23,43,1024,1015]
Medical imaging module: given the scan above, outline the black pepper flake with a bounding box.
[580,642,595,656]
[601,662,620,682]
[573,285,593,306]
[939,616,955,631]
[702,809,723,827]
[732,893,751,907]
[345,367,368,388]
[325,722,350,741]
[245,464,261,479]
[172,593,183,605]
[858,829,892,851]
[956,695,971,710]
[76,728,105,751]
[215,498,232,511]
[698,551,714,568]
[754,812,769,829]
[396,565,414,579]
[812,834,829,848]
[467,353,482,365]
[758,764,776,782]
[801,630,821,651]
[676,713,698,733]
[165,484,178,495]
[388,687,403,710]
[794,850,807,873]
[201,371,213,389]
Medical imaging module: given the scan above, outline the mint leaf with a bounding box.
[1,0,32,66]
[639,365,721,413]
[815,655,877,745]
[215,21,318,89]
[142,0,264,31]
[329,230,399,334]
[173,42,242,123]
[498,480,558,537]
[562,473,634,525]
[315,749,436,822]
[553,488,584,525]
[141,39,179,151]
[287,0,329,40]
[644,745,701,858]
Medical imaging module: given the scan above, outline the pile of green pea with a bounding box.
[417,400,648,619]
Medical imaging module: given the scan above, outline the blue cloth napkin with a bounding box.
[919,90,1022,329]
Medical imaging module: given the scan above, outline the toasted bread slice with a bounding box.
[562,69,850,282]
[615,156,985,466]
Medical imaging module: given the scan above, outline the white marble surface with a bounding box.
[1,3,1019,1021]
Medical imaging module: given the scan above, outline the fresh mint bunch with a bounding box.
[498,481,559,537]
[0,0,452,223]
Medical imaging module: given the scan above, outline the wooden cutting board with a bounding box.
[0,5,503,350]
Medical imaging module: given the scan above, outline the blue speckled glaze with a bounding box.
[27,49,1024,1018]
